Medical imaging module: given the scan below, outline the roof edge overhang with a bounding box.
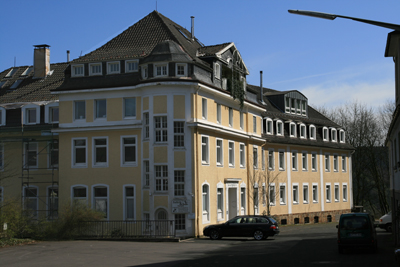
[215,42,250,75]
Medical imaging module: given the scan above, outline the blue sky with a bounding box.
[1,0,398,108]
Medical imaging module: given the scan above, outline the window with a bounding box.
[280,184,286,205]
[290,122,296,137]
[72,186,87,205]
[325,154,330,172]
[323,127,329,141]
[72,138,87,167]
[143,113,149,140]
[239,143,245,168]
[302,152,307,171]
[326,184,331,203]
[285,97,290,113]
[202,98,207,119]
[124,98,136,118]
[174,170,185,196]
[342,156,347,172]
[343,184,348,202]
[331,128,337,142]
[21,66,33,76]
[253,146,258,169]
[155,165,168,192]
[89,63,102,76]
[334,184,339,202]
[266,119,273,135]
[333,154,338,172]
[309,125,316,140]
[311,152,317,171]
[47,187,58,220]
[293,184,299,204]
[301,100,307,116]
[93,138,108,167]
[268,149,274,170]
[269,184,276,205]
[201,136,209,164]
[121,136,136,166]
[143,161,150,188]
[253,116,257,133]
[279,150,285,170]
[155,116,168,142]
[0,81,6,89]
[300,124,306,139]
[216,104,221,124]
[95,99,107,119]
[262,184,266,206]
[107,61,120,74]
[296,99,301,115]
[176,63,187,76]
[303,184,309,204]
[26,108,37,124]
[49,106,59,123]
[74,101,86,120]
[339,130,345,143]
[93,185,108,219]
[312,184,318,203]
[217,186,224,220]
[72,65,84,77]
[216,139,223,166]
[262,148,265,170]
[202,184,209,222]
[155,63,168,77]
[141,65,148,79]
[126,60,139,73]
[214,63,220,79]
[10,80,22,89]
[254,186,259,214]
[276,120,283,136]
[292,151,297,171]
[24,186,38,218]
[24,142,38,168]
[173,121,184,147]
[124,186,135,220]
[291,98,296,113]
[48,140,59,168]
[229,108,233,127]
[229,141,235,167]
[241,187,246,214]
[240,112,243,130]
[175,214,186,230]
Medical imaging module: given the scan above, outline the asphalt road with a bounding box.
[0,223,396,267]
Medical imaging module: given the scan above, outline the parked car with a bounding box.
[336,213,378,253]
[203,215,279,240]
[378,211,392,232]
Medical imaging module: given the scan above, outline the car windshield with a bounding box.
[341,217,369,230]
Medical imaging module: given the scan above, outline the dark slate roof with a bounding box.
[0,63,67,105]
[72,11,206,67]
[141,40,193,64]
[198,43,232,57]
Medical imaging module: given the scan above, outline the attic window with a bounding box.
[10,80,23,89]
[276,120,283,136]
[309,125,316,140]
[176,63,187,77]
[21,67,33,76]
[290,122,296,137]
[126,60,138,73]
[323,127,329,141]
[5,68,18,78]
[0,81,6,88]
[214,63,220,80]
[89,63,102,76]
[155,63,168,77]
[300,124,306,139]
[107,62,120,74]
[72,65,84,77]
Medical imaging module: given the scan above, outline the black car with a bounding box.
[203,215,280,240]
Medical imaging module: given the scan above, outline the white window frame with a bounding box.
[94,99,107,119]
[229,108,233,127]
[123,97,136,119]
[334,183,340,202]
[107,61,120,74]
[303,183,309,204]
[268,149,275,170]
[253,145,258,169]
[120,135,137,167]
[92,137,108,168]
[269,183,276,206]
[278,150,285,171]
[174,170,185,196]
[125,60,139,73]
[326,183,331,203]
[240,112,244,130]
[72,137,88,168]
[229,141,235,167]
[266,118,273,135]
[123,184,136,220]
[45,102,59,123]
[22,104,40,125]
[202,182,210,223]
[253,116,257,133]
[262,148,266,170]
[331,128,337,142]
[71,64,84,77]
[312,183,318,203]
[24,142,38,169]
[202,98,207,119]
[276,120,284,136]
[262,183,267,206]
[333,154,338,172]
[300,123,306,139]
[47,140,59,169]
[301,100,307,116]
[154,63,168,77]
[173,121,185,148]
[92,184,109,220]
[311,152,317,172]
[342,183,348,202]
[239,143,245,168]
[74,100,86,121]
[141,65,148,79]
[89,63,102,76]
[217,183,224,221]
[302,151,308,171]
[289,122,296,137]
[71,185,88,206]
[154,116,168,143]
[309,125,316,140]
[143,112,150,140]
[325,153,330,172]
[293,184,299,204]
[342,155,347,172]
[292,151,298,171]
[216,104,221,124]
[279,183,286,205]
[285,97,290,113]
[214,62,221,79]
[254,184,259,214]
[339,129,346,143]
[216,138,223,167]
[0,107,5,126]
[175,63,187,77]
[23,185,39,219]
[240,184,246,215]
[155,165,169,193]
[143,160,150,188]
[323,127,329,141]
[201,135,209,165]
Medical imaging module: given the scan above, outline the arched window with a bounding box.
[309,125,316,140]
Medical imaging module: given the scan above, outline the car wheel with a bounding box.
[338,245,344,254]
[209,230,220,240]
[386,223,392,232]
[253,230,264,240]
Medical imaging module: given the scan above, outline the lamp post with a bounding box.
[288,9,400,246]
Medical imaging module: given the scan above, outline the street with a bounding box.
[0,223,395,267]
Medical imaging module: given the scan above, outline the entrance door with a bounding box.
[228,188,238,219]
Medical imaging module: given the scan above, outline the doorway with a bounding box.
[228,187,238,220]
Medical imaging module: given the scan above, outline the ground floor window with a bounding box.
[24,186,38,218]
[93,185,108,219]
[48,187,58,220]
[175,214,185,230]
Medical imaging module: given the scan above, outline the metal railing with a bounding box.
[78,220,176,239]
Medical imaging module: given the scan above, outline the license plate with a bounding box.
[349,233,362,237]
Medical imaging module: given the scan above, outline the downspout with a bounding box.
[195,85,201,237]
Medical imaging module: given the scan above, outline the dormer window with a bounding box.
[89,63,102,76]
[45,102,59,123]
[126,60,139,73]
[176,63,187,77]
[264,118,273,135]
[291,99,296,114]
[331,128,337,142]
[339,129,345,143]
[285,98,290,113]
[299,124,306,139]
[276,120,283,136]
[301,101,307,116]
[296,100,301,115]
[214,63,221,79]
[72,65,84,77]
[22,104,40,125]
[309,125,316,140]
[107,62,120,74]
[141,65,148,79]
[323,127,329,141]
[290,122,296,137]
[155,63,168,77]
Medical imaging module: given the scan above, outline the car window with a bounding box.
[228,217,242,224]
[268,217,277,224]
[247,217,256,223]
[256,217,269,223]
[341,217,369,230]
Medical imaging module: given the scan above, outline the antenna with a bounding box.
[14,57,16,67]
[156,1,157,11]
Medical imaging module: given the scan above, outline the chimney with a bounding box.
[260,71,265,105]
[33,44,50,78]
[191,16,195,41]
[67,50,70,62]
